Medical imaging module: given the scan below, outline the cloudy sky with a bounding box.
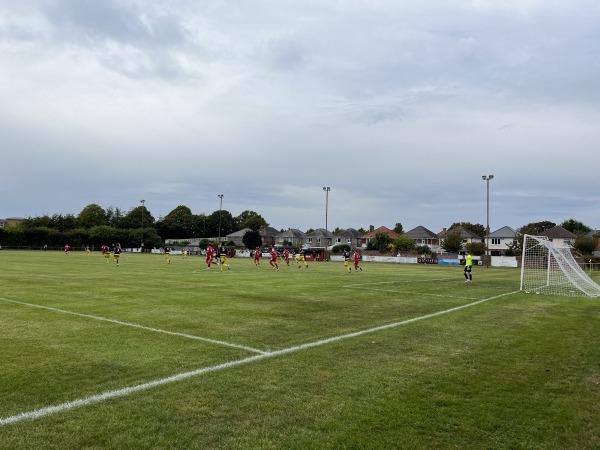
[1,0,599,233]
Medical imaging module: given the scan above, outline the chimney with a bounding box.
[369,225,374,232]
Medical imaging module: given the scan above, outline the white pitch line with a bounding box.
[344,280,480,299]
[0,290,519,426]
[0,297,266,355]
[356,288,480,300]
[344,279,455,288]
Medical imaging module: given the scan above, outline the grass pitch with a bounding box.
[0,250,599,449]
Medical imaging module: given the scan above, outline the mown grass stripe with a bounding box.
[0,290,518,426]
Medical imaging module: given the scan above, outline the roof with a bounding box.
[227,227,252,237]
[334,228,362,238]
[259,226,280,237]
[539,225,576,239]
[361,226,398,239]
[489,226,517,238]
[586,230,600,238]
[306,228,333,238]
[443,226,482,240]
[405,225,438,239]
[276,228,306,238]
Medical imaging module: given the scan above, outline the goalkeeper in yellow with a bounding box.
[464,251,473,283]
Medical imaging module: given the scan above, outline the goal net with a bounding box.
[520,234,600,297]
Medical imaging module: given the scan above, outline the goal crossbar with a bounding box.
[520,234,600,298]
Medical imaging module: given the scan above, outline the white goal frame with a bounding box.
[520,234,600,297]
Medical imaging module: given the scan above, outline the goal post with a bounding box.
[520,234,600,297]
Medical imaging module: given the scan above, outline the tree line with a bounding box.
[1,203,596,258]
[0,204,268,250]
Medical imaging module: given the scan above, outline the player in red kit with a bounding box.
[269,247,279,271]
[353,250,362,271]
[205,245,216,269]
[283,248,290,266]
[253,247,261,267]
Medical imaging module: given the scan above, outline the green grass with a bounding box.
[0,250,599,449]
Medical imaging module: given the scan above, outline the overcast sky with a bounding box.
[1,0,599,233]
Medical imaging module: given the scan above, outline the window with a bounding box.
[306,237,313,244]
[491,238,500,245]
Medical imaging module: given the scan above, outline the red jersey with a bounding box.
[254,249,261,260]
[283,249,290,261]
[270,249,278,261]
[207,246,214,257]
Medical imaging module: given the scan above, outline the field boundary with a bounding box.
[0,290,519,426]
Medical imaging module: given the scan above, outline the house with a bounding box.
[405,226,440,252]
[304,228,334,249]
[488,226,518,256]
[330,228,362,249]
[225,227,253,247]
[0,217,24,227]
[275,228,306,248]
[360,225,398,248]
[259,226,280,248]
[539,225,576,249]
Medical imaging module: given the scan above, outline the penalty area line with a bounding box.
[0,290,519,426]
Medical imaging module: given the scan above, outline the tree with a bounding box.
[21,215,55,229]
[441,228,463,253]
[415,245,431,255]
[561,218,591,235]
[391,234,415,253]
[208,209,236,240]
[24,213,77,232]
[393,223,403,234]
[106,206,125,228]
[465,241,486,256]
[50,214,77,232]
[572,235,596,256]
[120,205,155,231]
[367,232,393,253]
[450,222,485,238]
[242,230,262,250]
[518,221,556,236]
[89,225,117,247]
[515,221,556,253]
[236,210,268,230]
[77,204,108,228]
[156,205,194,239]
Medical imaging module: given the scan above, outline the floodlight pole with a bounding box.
[218,194,224,244]
[323,187,330,249]
[140,199,145,252]
[482,175,494,268]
